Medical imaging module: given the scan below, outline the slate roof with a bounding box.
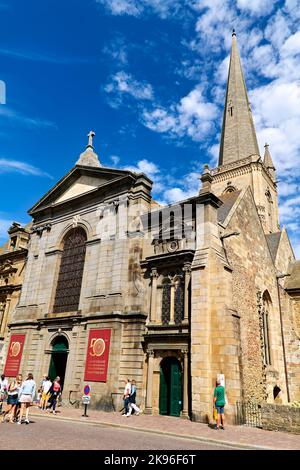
[266,232,281,262]
[217,190,241,224]
[285,260,300,291]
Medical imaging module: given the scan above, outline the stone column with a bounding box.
[170,283,175,324]
[0,298,11,338]
[150,268,158,323]
[181,348,189,419]
[183,263,191,323]
[145,349,154,414]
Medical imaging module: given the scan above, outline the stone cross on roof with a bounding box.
[76,130,101,168]
[87,130,95,148]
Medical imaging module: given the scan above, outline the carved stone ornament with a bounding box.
[72,214,81,228]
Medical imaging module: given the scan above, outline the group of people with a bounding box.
[123,379,141,417]
[0,372,62,424]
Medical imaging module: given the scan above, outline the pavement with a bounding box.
[0,415,235,450]
[28,405,300,450]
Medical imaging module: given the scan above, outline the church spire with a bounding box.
[263,143,276,181]
[218,31,260,166]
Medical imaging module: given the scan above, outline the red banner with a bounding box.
[84,329,111,382]
[4,334,26,377]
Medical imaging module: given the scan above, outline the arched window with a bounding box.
[53,227,87,313]
[161,279,171,325]
[262,291,272,365]
[265,189,273,229]
[174,276,184,325]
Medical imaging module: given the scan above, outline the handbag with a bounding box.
[213,407,218,421]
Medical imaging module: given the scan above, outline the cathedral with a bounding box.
[0,32,299,424]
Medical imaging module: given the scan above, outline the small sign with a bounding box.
[84,384,90,395]
[82,395,91,404]
[217,374,225,387]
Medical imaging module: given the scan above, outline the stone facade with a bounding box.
[1,33,299,429]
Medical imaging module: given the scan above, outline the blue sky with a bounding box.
[1,0,300,255]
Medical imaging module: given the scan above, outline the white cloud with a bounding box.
[142,86,218,142]
[0,159,52,178]
[124,158,160,177]
[105,71,153,107]
[237,0,278,15]
[96,0,184,18]
[281,31,300,57]
[0,218,12,240]
[0,106,57,129]
[110,155,120,166]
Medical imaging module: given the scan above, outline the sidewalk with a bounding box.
[30,405,300,450]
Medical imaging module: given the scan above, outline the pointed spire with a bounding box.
[219,31,260,166]
[263,143,276,181]
[76,130,101,168]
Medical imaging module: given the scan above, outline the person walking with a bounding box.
[2,374,22,423]
[122,379,131,416]
[40,376,52,410]
[213,379,226,430]
[0,374,8,414]
[39,374,47,408]
[126,380,141,416]
[46,377,61,414]
[18,373,36,425]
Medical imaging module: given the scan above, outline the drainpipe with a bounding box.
[276,273,291,403]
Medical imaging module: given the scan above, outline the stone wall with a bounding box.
[223,187,287,403]
[261,404,300,434]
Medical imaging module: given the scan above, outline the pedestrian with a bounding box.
[122,379,131,416]
[46,376,61,414]
[38,374,47,408]
[126,380,141,416]
[17,373,36,425]
[213,379,226,430]
[1,374,22,423]
[40,376,52,410]
[0,374,8,414]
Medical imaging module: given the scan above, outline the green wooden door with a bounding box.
[48,338,69,389]
[159,366,168,415]
[170,360,182,417]
[159,358,182,417]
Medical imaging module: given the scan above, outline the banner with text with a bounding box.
[84,329,111,382]
[4,334,26,377]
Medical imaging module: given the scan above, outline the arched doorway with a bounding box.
[159,357,182,417]
[48,336,69,389]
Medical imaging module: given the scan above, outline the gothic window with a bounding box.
[53,227,87,313]
[161,279,171,325]
[174,276,184,325]
[262,291,272,366]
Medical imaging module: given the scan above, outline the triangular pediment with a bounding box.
[55,174,107,203]
[29,165,139,215]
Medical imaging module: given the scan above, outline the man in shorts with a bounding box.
[213,379,226,430]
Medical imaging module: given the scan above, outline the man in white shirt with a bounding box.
[40,376,52,410]
[122,379,131,416]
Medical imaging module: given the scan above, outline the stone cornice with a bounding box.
[0,249,28,263]
[211,159,276,189]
